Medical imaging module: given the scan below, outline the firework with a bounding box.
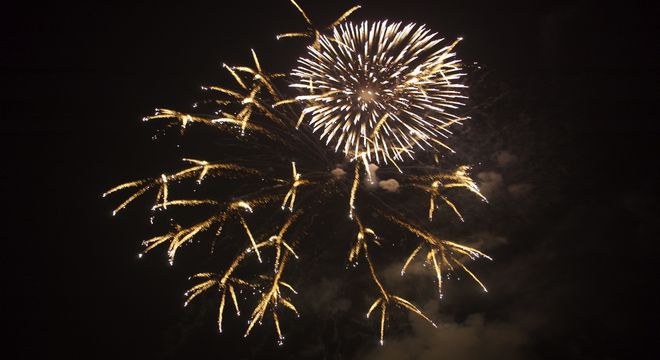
[288,21,468,165]
[105,0,491,346]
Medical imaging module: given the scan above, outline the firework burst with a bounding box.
[105,0,491,346]
[288,21,468,165]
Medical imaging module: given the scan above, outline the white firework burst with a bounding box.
[291,21,469,165]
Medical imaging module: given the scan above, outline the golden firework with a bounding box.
[105,0,491,346]
[290,21,468,165]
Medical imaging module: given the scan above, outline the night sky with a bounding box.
[6,0,657,358]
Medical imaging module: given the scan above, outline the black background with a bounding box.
[5,0,657,358]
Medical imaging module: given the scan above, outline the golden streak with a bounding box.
[348,162,360,219]
[223,63,248,90]
[329,5,362,28]
[441,195,464,222]
[103,180,146,197]
[390,295,436,327]
[401,244,423,276]
[272,98,298,107]
[273,310,283,341]
[238,214,262,263]
[276,32,311,40]
[366,298,382,319]
[289,0,312,26]
[453,258,488,293]
[431,250,443,297]
[152,199,217,210]
[250,48,262,73]
[218,289,226,333]
[229,284,240,315]
[379,302,386,346]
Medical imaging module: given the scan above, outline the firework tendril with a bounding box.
[105,0,491,346]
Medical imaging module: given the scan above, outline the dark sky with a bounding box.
[5,0,657,359]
